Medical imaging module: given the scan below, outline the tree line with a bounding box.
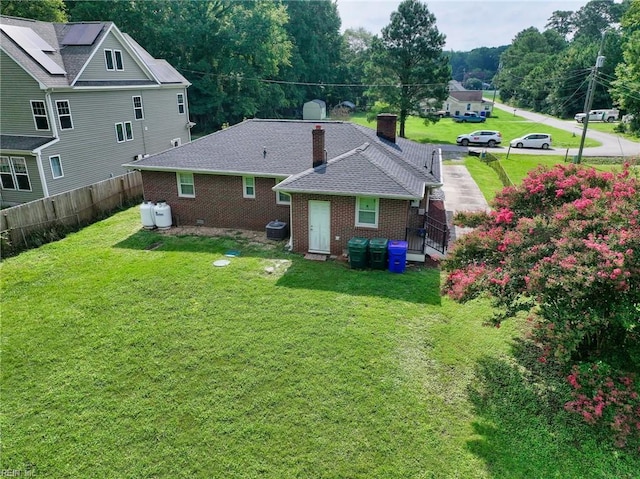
[493,0,639,134]
[2,0,638,136]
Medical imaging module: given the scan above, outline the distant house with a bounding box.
[125,115,453,261]
[0,15,192,206]
[442,90,493,117]
[303,99,326,120]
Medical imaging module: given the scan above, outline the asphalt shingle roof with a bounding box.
[129,119,441,176]
[0,135,56,151]
[1,15,187,87]
[274,143,425,198]
[125,119,446,199]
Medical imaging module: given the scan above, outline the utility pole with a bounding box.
[575,32,606,164]
[491,63,502,116]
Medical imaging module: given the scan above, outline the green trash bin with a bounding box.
[347,237,369,269]
[369,238,388,270]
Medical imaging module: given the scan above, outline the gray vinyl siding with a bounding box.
[41,88,189,196]
[78,33,150,82]
[0,51,48,136]
[0,155,45,205]
[134,88,191,152]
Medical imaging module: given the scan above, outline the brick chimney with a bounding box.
[312,125,325,168]
[376,114,397,143]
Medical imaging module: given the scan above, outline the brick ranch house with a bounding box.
[124,115,449,261]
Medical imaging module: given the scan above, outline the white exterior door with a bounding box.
[308,200,330,253]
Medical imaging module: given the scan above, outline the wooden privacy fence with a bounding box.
[1,171,143,257]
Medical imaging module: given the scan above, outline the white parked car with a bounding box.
[456,130,502,147]
[509,133,552,150]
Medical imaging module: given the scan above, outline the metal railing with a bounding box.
[424,214,449,254]
[405,215,450,256]
[405,227,426,254]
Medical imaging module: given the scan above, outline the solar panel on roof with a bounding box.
[0,24,65,75]
[0,24,56,51]
[62,23,103,46]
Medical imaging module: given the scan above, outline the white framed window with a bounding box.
[124,121,133,141]
[466,103,471,111]
[30,100,49,130]
[275,179,290,205]
[132,96,144,120]
[104,49,114,70]
[356,196,378,228]
[115,122,125,143]
[0,156,14,189]
[177,93,185,114]
[171,138,181,148]
[49,155,64,179]
[56,100,73,130]
[243,176,255,198]
[105,49,123,70]
[0,156,32,191]
[114,50,124,70]
[177,172,195,197]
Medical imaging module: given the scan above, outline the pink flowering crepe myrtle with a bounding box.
[442,163,640,448]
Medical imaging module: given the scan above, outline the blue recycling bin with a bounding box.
[387,240,408,273]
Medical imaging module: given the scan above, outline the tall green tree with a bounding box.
[570,0,628,42]
[337,28,374,108]
[1,0,67,22]
[278,0,343,113]
[494,27,567,106]
[545,10,574,39]
[611,0,640,134]
[365,0,449,138]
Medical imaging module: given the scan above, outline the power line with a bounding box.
[178,68,453,88]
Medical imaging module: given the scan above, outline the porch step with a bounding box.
[425,245,447,260]
[304,253,327,261]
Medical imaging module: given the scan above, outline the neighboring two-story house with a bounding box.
[0,15,192,206]
[442,89,493,117]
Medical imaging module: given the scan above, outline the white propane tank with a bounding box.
[140,201,156,229]
[154,200,172,229]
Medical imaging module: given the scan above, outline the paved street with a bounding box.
[477,102,640,158]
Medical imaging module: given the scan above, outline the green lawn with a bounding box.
[462,154,636,202]
[2,208,638,478]
[349,112,600,148]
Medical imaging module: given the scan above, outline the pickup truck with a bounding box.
[452,112,486,123]
[574,109,619,123]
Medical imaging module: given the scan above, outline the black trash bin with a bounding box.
[369,238,388,270]
[347,237,369,269]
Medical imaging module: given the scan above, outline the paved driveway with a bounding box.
[440,164,490,243]
[480,102,640,158]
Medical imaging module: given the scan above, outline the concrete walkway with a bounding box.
[440,164,490,243]
[441,165,490,214]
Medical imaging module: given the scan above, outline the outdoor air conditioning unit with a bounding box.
[410,199,420,208]
[134,154,144,161]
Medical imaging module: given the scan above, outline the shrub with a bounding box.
[565,362,640,450]
[442,164,640,448]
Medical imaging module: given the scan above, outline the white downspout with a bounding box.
[287,195,293,251]
[34,150,50,197]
